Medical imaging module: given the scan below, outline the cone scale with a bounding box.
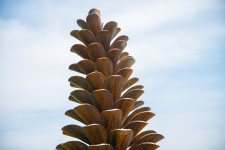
[56,8,164,150]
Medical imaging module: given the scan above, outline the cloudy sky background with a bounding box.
[0,0,225,150]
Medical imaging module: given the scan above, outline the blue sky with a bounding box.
[0,0,225,150]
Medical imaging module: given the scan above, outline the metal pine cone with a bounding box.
[56,8,164,150]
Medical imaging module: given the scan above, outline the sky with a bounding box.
[0,0,225,150]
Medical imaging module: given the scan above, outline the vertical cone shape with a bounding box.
[57,9,164,150]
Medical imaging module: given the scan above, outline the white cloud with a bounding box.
[109,0,220,32]
[129,22,225,73]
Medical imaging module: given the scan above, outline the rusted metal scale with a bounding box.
[57,8,164,150]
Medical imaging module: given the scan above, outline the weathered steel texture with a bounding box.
[57,8,164,150]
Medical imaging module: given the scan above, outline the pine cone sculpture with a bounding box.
[56,8,164,150]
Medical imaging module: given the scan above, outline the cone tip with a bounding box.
[89,8,100,16]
